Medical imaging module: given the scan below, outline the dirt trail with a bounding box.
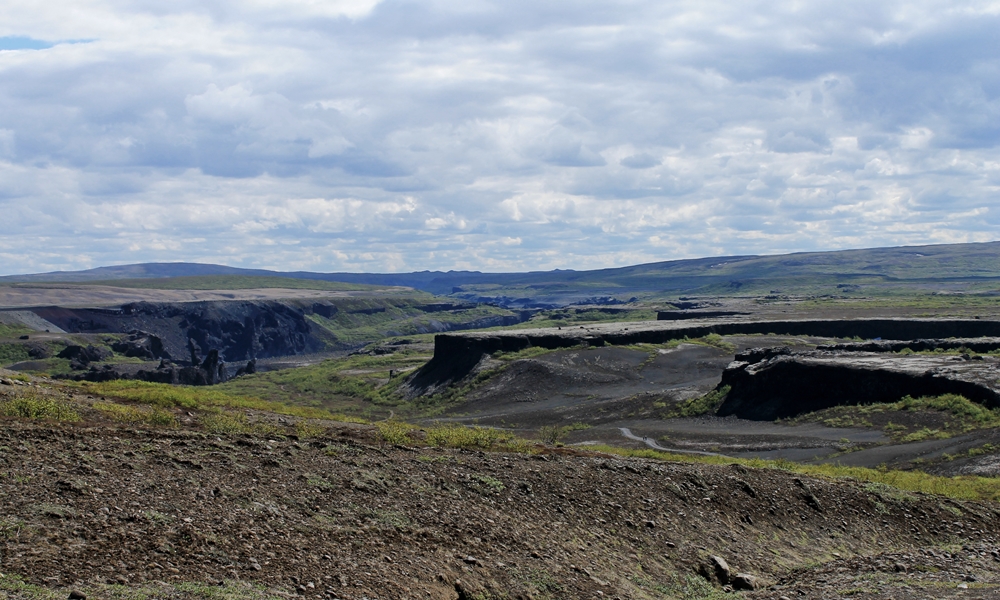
[618,427,726,457]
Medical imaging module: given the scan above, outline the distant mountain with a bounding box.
[3,241,999,305]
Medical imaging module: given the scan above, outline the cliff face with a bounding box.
[34,301,323,363]
[409,318,1000,394]
[716,349,1000,420]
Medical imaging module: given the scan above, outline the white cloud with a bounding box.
[0,0,998,275]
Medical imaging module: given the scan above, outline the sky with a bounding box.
[1,0,999,275]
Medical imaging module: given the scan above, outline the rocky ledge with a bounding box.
[718,347,1000,420]
[409,318,1000,394]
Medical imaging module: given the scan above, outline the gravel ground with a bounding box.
[1,413,1000,599]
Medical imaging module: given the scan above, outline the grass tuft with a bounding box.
[93,401,178,427]
[668,385,731,418]
[201,412,282,437]
[424,423,532,452]
[75,380,336,420]
[0,394,80,422]
[588,444,1000,503]
[375,420,417,445]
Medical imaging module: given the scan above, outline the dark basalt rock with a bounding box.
[233,359,256,378]
[110,330,170,360]
[716,349,1000,420]
[36,301,324,364]
[411,318,1000,394]
[310,303,338,318]
[57,345,111,365]
[818,337,1000,354]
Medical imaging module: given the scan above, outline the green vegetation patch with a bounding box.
[306,298,513,345]
[537,422,592,444]
[0,573,286,600]
[0,323,33,338]
[219,351,428,416]
[788,393,1000,440]
[424,423,532,452]
[588,444,1000,503]
[0,343,31,365]
[0,394,80,422]
[375,420,417,445]
[93,401,178,427]
[201,411,282,436]
[667,386,731,418]
[75,380,335,420]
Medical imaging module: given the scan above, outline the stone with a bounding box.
[731,573,758,590]
[699,555,730,585]
[68,592,87,600]
[57,344,112,365]
[111,331,170,360]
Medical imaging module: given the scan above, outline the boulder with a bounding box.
[111,331,170,360]
[699,555,730,585]
[732,573,758,590]
[57,345,111,365]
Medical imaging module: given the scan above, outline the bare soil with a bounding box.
[3,410,1000,600]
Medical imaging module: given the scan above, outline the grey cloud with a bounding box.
[0,0,998,275]
[620,153,661,169]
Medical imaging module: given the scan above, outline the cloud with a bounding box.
[0,0,998,275]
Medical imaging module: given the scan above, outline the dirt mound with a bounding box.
[3,418,1000,600]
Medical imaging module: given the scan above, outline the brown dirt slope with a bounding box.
[1,415,1000,600]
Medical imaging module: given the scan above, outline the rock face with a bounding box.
[716,348,1000,420]
[56,345,112,369]
[818,337,1000,354]
[35,301,324,363]
[110,330,170,360]
[410,318,1000,394]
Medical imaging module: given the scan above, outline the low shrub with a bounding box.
[201,412,281,436]
[669,385,730,418]
[76,380,334,420]
[0,395,80,422]
[294,419,327,438]
[93,401,177,427]
[424,424,531,452]
[375,420,416,445]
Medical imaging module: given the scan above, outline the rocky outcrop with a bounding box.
[716,348,1000,420]
[72,351,255,386]
[35,301,324,363]
[412,318,1000,393]
[57,345,112,369]
[110,331,170,360]
[818,338,1000,354]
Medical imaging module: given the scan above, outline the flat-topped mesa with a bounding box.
[408,318,1000,394]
